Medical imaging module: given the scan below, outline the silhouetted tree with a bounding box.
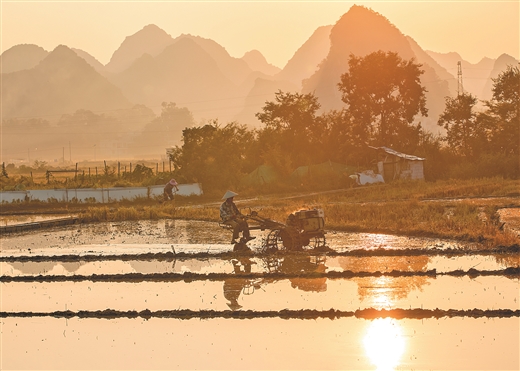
[169,120,255,191]
[1,163,8,178]
[337,51,428,149]
[256,91,325,166]
[480,64,520,157]
[320,109,371,165]
[438,93,485,158]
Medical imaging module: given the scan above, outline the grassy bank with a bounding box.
[63,178,519,249]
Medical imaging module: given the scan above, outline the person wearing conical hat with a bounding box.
[220,190,255,244]
[163,179,179,202]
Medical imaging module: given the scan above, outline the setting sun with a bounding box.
[364,318,406,371]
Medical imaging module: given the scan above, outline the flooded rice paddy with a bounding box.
[1,219,518,370]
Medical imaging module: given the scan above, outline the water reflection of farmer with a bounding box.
[223,258,255,310]
[220,190,255,244]
[163,179,179,201]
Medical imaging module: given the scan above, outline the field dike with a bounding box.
[2,308,519,320]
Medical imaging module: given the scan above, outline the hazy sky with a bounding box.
[1,1,518,68]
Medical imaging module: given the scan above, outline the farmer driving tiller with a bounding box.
[219,190,327,252]
[220,190,256,244]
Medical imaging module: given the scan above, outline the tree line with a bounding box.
[3,51,518,194]
[169,51,519,192]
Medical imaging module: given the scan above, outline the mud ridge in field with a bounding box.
[1,245,519,262]
[2,267,518,283]
[1,308,518,320]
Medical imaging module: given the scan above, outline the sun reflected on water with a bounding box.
[364,318,405,371]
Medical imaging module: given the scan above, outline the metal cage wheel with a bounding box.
[278,227,303,251]
[311,235,327,250]
[262,229,281,253]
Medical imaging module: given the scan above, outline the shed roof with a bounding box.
[369,146,425,161]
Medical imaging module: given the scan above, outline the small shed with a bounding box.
[369,146,425,181]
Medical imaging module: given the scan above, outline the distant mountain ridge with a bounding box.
[1,5,517,133]
[1,45,132,119]
[110,37,238,121]
[105,24,174,73]
[302,6,451,132]
[1,44,49,73]
[241,50,281,76]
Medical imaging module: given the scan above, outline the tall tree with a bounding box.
[438,93,485,158]
[256,91,325,166]
[321,109,370,165]
[169,120,255,191]
[337,51,428,149]
[480,64,520,157]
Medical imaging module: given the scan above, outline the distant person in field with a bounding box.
[163,179,179,201]
[220,190,255,244]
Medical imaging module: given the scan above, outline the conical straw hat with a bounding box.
[222,190,238,200]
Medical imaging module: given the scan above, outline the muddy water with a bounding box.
[0,219,482,252]
[1,219,519,370]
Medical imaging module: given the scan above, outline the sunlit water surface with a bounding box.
[1,316,518,370]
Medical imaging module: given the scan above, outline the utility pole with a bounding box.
[457,61,464,96]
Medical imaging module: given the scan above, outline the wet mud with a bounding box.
[2,308,518,320]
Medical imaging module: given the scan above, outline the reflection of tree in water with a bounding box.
[275,255,327,292]
[337,256,431,301]
[128,259,176,274]
[9,261,83,275]
[61,261,83,272]
[261,255,328,292]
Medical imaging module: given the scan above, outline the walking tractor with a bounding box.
[221,208,327,252]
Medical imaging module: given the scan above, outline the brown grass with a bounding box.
[7,178,520,248]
